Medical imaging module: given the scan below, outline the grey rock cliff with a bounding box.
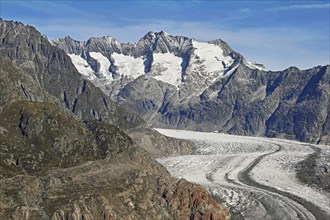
[0,19,144,129]
[148,64,330,144]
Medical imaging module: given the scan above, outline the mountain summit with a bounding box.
[53,32,329,144]
[0,19,231,220]
[53,32,265,98]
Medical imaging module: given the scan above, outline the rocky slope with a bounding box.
[53,31,329,144]
[52,31,259,100]
[0,57,230,219]
[126,126,193,158]
[0,20,231,219]
[0,18,195,157]
[0,18,144,129]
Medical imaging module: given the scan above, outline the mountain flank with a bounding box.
[53,31,329,144]
[0,19,230,220]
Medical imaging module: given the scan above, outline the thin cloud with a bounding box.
[268,3,330,11]
[2,0,92,17]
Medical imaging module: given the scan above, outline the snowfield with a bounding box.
[192,40,233,74]
[89,52,112,81]
[112,53,145,79]
[68,53,96,80]
[156,129,330,220]
[151,53,183,87]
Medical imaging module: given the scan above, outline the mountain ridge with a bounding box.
[0,18,146,129]
[53,30,329,145]
[0,19,231,219]
[52,31,257,102]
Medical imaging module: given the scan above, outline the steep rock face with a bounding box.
[0,19,144,129]
[0,57,57,107]
[0,59,230,220]
[160,179,230,220]
[53,29,329,144]
[0,19,198,157]
[264,66,330,143]
[152,64,330,144]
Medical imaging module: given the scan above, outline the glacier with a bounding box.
[156,129,330,220]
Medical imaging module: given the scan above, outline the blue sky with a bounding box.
[1,0,329,70]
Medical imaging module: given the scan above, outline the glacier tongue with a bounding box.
[156,129,330,220]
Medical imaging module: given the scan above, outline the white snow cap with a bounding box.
[111,53,145,79]
[89,52,112,81]
[66,33,268,95]
[151,53,183,87]
[192,40,234,74]
[68,53,96,80]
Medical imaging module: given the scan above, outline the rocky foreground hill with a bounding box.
[53,31,330,145]
[0,19,230,219]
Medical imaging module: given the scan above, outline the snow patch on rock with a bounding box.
[192,41,234,74]
[89,52,112,81]
[68,53,96,80]
[245,60,267,71]
[111,53,145,79]
[151,53,183,87]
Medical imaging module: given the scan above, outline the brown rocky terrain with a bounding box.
[0,49,230,219]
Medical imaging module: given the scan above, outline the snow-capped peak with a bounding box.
[244,59,267,71]
[191,40,234,74]
[53,31,266,96]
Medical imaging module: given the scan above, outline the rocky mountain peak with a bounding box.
[51,35,85,54]
[286,66,300,72]
[143,31,157,39]
[0,18,27,30]
[48,25,330,145]
[133,31,193,55]
[63,35,76,41]
[208,39,234,56]
[0,19,232,220]
[52,30,248,99]
[87,35,118,45]
[142,30,169,39]
[0,18,145,129]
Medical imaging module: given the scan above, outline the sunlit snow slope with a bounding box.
[58,33,263,94]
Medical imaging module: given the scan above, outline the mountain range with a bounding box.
[0,19,231,219]
[0,17,329,220]
[53,31,329,144]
